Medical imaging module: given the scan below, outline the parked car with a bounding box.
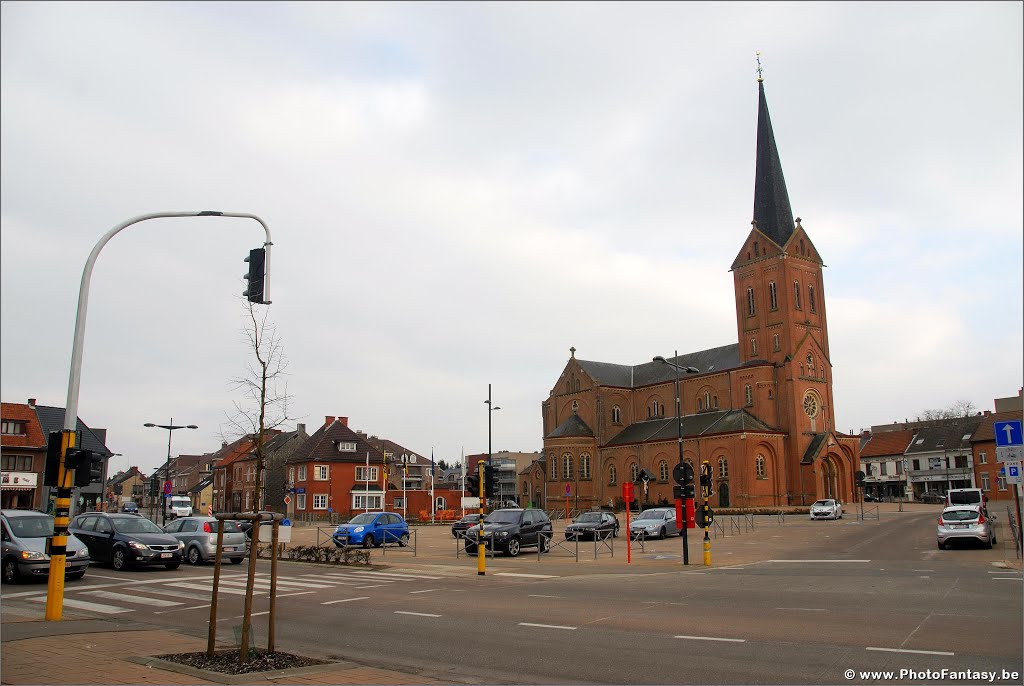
[629,507,678,539]
[863,493,879,503]
[451,514,482,539]
[69,512,183,570]
[937,505,997,549]
[332,512,410,548]
[163,516,246,565]
[920,493,946,504]
[120,501,139,514]
[564,510,620,540]
[1,509,90,583]
[464,508,553,557]
[809,499,843,520]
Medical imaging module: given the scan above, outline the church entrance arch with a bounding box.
[821,457,839,500]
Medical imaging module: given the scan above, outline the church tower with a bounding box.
[731,69,840,499]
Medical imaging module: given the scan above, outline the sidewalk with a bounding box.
[1,605,446,685]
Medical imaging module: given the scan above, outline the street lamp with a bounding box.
[485,383,500,506]
[144,419,198,525]
[653,353,699,565]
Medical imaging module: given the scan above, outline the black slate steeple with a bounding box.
[752,77,795,248]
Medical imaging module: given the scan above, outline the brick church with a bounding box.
[527,76,860,511]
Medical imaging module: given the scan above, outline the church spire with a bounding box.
[752,67,795,249]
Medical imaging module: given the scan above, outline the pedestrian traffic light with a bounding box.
[466,473,480,497]
[150,477,160,496]
[700,461,713,498]
[44,431,63,487]
[696,503,715,529]
[243,247,266,303]
[484,464,496,499]
[65,448,98,488]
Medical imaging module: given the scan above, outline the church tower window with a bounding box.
[718,458,729,479]
[750,338,757,356]
[756,455,766,478]
[744,384,753,406]
[793,281,802,309]
[773,334,780,351]
[746,288,756,316]
[769,281,777,310]
[549,454,558,481]
[808,285,817,313]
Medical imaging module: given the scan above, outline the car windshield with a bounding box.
[942,509,980,522]
[577,513,603,523]
[113,517,164,534]
[348,513,377,525]
[484,511,521,524]
[461,515,480,523]
[7,515,55,538]
[637,510,665,520]
[813,500,835,507]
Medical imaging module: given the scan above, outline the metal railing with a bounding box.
[1007,506,1021,558]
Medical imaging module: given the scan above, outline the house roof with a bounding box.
[32,404,112,455]
[285,419,386,465]
[860,429,916,458]
[904,418,984,455]
[576,344,741,389]
[971,410,1023,443]
[605,409,775,447]
[0,402,47,449]
[210,435,258,470]
[189,476,213,494]
[545,413,594,439]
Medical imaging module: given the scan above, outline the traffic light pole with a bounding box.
[476,462,486,576]
[47,210,273,622]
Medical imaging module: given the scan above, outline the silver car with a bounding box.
[1,509,90,583]
[629,507,678,539]
[937,506,996,550]
[163,516,247,565]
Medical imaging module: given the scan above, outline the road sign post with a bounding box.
[994,420,1024,550]
[623,482,634,564]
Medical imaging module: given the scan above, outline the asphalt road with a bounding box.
[3,506,1021,684]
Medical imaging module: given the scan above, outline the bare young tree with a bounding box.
[222,300,294,512]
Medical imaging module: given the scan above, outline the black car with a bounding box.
[564,510,619,540]
[451,514,481,539]
[69,512,183,571]
[464,508,552,557]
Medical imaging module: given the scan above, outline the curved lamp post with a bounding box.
[144,419,198,525]
[653,353,699,564]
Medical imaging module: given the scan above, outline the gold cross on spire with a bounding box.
[756,51,763,82]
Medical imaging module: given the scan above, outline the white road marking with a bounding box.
[154,604,211,615]
[274,591,315,598]
[134,587,213,601]
[355,584,390,589]
[495,572,558,579]
[349,570,442,579]
[913,569,934,572]
[675,635,745,643]
[395,611,441,617]
[81,590,181,607]
[409,589,437,594]
[519,622,576,630]
[768,559,870,563]
[29,596,132,614]
[775,607,827,612]
[867,647,954,656]
[992,577,1022,581]
[168,582,249,595]
[321,596,370,605]
[528,595,562,598]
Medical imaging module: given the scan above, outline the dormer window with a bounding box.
[335,441,357,452]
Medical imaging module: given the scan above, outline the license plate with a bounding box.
[953,524,969,529]
[65,561,71,568]
[160,552,172,558]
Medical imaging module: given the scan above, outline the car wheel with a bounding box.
[398,533,410,547]
[992,535,997,545]
[937,540,945,550]
[2,557,18,584]
[986,537,994,549]
[229,557,244,565]
[165,562,181,570]
[187,547,202,565]
[506,537,521,557]
[659,527,666,539]
[539,537,549,553]
[362,535,374,549]
[111,548,128,571]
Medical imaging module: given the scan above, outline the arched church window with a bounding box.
[751,338,757,356]
[630,462,639,482]
[580,453,591,479]
[747,287,756,316]
[549,454,558,481]
[769,281,778,310]
[608,464,617,485]
[756,455,766,478]
[562,453,573,480]
[794,281,802,309]
[773,334,780,352]
[744,384,753,406]
[806,353,815,377]
[659,461,669,481]
[718,458,729,479]
[704,391,711,409]
[612,406,621,424]
[808,285,816,313]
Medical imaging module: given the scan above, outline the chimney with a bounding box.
[296,423,306,434]
[325,416,335,427]
[27,398,36,408]
[338,416,348,427]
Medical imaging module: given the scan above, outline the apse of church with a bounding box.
[535,76,860,512]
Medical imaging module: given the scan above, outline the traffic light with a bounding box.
[484,464,496,499]
[44,431,63,487]
[150,477,160,496]
[65,448,99,488]
[243,247,266,303]
[700,461,713,498]
[696,503,715,529]
[466,473,480,497]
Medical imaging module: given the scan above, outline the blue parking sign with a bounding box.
[994,420,1023,447]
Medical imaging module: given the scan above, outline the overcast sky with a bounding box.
[2,2,1021,477]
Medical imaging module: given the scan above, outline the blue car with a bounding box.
[332,512,410,548]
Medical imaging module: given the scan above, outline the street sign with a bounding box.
[283,495,291,505]
[996,446,1024,463]
[994,420,1023,447]
[1006,461,1022,485]
[163,481,172,496]
[565,484,571,497]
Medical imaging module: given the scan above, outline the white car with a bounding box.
[809,499,842,520]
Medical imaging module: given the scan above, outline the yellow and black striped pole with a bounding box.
[476,462,486,576]
[44,430,75,621]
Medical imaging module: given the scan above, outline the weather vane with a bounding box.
[756,51,763,82]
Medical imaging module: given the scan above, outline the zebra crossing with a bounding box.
[22,568,447,617]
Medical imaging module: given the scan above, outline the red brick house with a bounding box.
[971,410,1022,502]
[1,401,47,510]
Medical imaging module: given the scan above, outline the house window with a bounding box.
[1,455,31,471]
[979,451,987,464]
[297,465,307,481]
[609,465,617,485]
[394,497,405,509]
[353,493,382,510]
[315,465,329,481]
[234,466,242,481]
[562,453,573,480]
[808,285,817,313]
[981,473,991,491]
[755,455,766,478]
[336,441,356,452]
[296,493,307,510]
[718,458,729,479]
[794,281,802,309]
[630,462,639,482]
[312,494,328,510]
[744,384,753,406]
[245,492,251,510]
[997,474,1007,490]
[880,462,889,476]
[288,467,295,482]
[356,466,379,481]
[612,406,621,424]
[773,334,780,352]
[746,287,756,316]
[246,464,256,482]
[769,281,778,310]
[580,453,591,480]
[1,421,26,435]
[659,461,669,481]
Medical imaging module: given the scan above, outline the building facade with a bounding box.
[537,77,860,511]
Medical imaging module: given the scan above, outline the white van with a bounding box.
[165,495,193,519]
[946,488,987,514]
